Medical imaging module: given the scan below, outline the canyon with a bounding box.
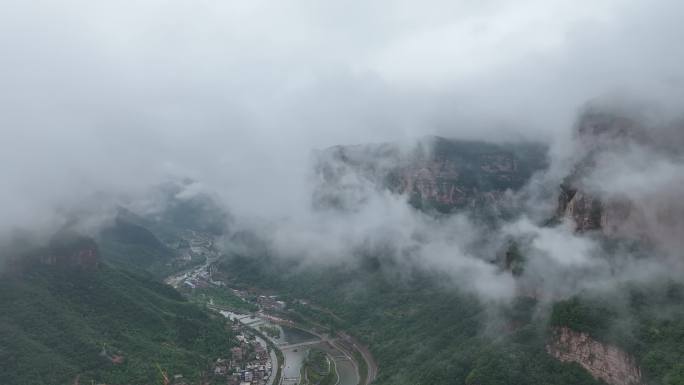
[314,136,547,212]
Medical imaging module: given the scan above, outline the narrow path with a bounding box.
[330,355,340,385]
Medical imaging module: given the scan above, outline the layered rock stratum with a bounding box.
[314,136,547,213]
[548,327,642,385]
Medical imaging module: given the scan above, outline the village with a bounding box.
[165,247,282,385]
[210,319,275,385]
[163,230,224,290]
[163,231,375,385]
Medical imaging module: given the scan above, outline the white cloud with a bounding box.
[2,0,684,295]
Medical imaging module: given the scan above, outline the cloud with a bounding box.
[2,0,684,299]
[578,139,684,257]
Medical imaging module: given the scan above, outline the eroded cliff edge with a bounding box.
[548,327,642,385]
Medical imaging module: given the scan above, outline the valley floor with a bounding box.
[165,261,376,385]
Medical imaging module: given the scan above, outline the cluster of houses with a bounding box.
[181,264,226,290]
[182,268,211,289]
[212,327,274,385]
[167,230,218,268]
[256,295,286,312]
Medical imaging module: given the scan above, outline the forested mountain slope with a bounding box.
[0,237,232,385]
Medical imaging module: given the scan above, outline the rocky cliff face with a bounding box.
[38,243,99,270]
[314,136,547,213]
[555,109,637,232]
[555,108,684,241]
[3,234,100,273]
[547,327,642,385]
[556,185,603,232]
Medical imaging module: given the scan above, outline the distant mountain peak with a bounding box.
[314,137,548,214]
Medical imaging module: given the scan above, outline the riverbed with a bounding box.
[219,310,359,385]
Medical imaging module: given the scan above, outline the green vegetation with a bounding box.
[218,224,684,385]
[0,264,233,385]
[248,326,284,384]
[219,252,602,385]
[428,138,548,192]
[258,325,281,339]
[121,182,228,240]
[187,285,259,313]
[504,241,525,277]
[98,217,198,279]
[98,193,227,279]
[551,282,684,385]
[352,349,368,384]
[153,186,229,236]
[324,138,547,215]
[301,348,336,385]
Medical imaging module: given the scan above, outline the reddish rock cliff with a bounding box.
[557,185,603,232]
[3,235,100,273]
[38,245,99,269]
[314,137,547,212]
[547,327,642,385]
[557,108,684,254]
[557,109,657,234]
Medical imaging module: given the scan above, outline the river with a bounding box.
[219,310,360,385]
[166,259,369,385]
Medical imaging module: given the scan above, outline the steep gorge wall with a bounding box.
[556,109,684,257]
[3,235,100,273]
[556,110,638,233]
[547,327,642,385]
[314,137,547,212]
[556,186,603,232]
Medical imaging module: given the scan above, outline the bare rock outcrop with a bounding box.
[314,136,547,212]
[556,107,684,257]
[547,327,642,385]
[557,186,603,232]
[3,234,100,273]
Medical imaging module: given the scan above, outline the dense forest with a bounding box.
[0,264,232,385]
[218,252,610,385]
[551,284,684,385]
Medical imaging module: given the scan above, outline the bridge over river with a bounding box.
[220,310,361,385]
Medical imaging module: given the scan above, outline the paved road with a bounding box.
[278,339,328,350]
[287,323,377,384]
[167,261,377,385]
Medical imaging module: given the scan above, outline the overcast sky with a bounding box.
[2,0,684,234]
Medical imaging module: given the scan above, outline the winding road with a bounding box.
[165,254,378,385]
